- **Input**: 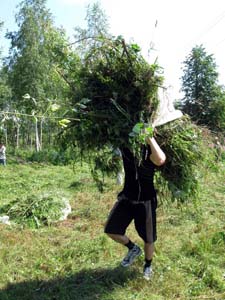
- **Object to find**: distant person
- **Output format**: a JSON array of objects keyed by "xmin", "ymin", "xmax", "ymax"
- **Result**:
[
  {"xmin": 0, "ymin": 142, "xmax": 6, "ymax": 166},
  {"xmin": 105, "ymin": 136, "xmax": 166, "ymax": 280}
]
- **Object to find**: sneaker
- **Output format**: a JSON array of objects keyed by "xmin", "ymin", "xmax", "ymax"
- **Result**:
[
  {"xmin": 121, "ymin": 245, "xmax": 142, "ymax": 267},
  {"xmin": 143, "ymin": 265, "xmax": 153, "ymax": 280}
]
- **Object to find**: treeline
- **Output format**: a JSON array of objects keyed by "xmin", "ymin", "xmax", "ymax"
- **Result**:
[
  {"xmin": 0, "ymin": 0, "xmax": 76, "ymax": 150},
  {"xmin": 0, "ymin": 0, "xmax": 224, "ymax": 153}
]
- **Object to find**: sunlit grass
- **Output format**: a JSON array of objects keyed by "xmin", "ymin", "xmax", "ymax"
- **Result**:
[{"xmin": 0, "ymin": 161, "xmax": 224, "ymax": 299}]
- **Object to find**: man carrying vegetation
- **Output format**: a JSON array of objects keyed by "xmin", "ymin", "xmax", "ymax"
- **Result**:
[
  {"xmin": 62, "ymin": 16, "xmax": 203, "ymax": 280},
  {"xmin": 104, "ymin": 135, "xmax": 166, "ymax": 280}
]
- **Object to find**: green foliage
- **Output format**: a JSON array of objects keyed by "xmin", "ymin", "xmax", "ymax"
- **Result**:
[
  {"xmin": 0, "ymin": 21, "xmax": 3, "ymax": 56},
  {"xmin": 0, "ymin": 67, "xmax": 12, "ymax": 110},
  {"xmin": 74, "ymin": 2, "xmax": 111, "ymax": 55},
  {"xmin": 7, "ymin": 146, "xmax": 77, "ymax": 165},
  {"xmin": 4, "ymin": 0, "xmax": 69, "ymax": 112},
  {"xmin": 129, "ymin": 122, "xmax": 154, "ymax": 161},
  {"xmin": 156, "ymin": 116, "xmax": 207, "ymax": 202},
  {"xmin": 1, "ymin": 0, "xmax": 73, "ymax": 150},
  {"xmin": 89, "ymin": 146, "xmax": 123, "ymax": 191},
  {"xmin": 0, "ymin": 193, "xmax": 66, "ymax": 228},
  {"xmin": 27, "ymin": 147, "xmax": 77, "ymax": 165},
  {"xmin": 209, "ymin": 89, "xmax": 225, "ymax": 132},
  {"xmin": 180, "ymin": 45, "xmax": 224, "ymax": 131},
  {"xmin": 58, "ymin": 32, "xmax": 163, "ymax": 192},
  {"xmin": 80, "ymin": 38, "xmax": 158, "ymax": 141},
  {"xmin": 61, "ymin": 35, "xmax": 162, "ymax": 157}
]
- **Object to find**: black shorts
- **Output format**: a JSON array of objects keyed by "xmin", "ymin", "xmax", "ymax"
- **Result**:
[{"xmin": 104, "ymin": 195, "xmax": 157, "ymax": 243}]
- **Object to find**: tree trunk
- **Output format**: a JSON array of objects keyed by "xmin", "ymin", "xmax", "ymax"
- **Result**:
[
  {"xmin": 5, "ymin": 127, "xmax": 8, "ymax": 147},
  {"xmin": 35, "ymin": 118, "xmax": 41, "ymax": 152},
  {"xmin": 40, "ymin": 118, "xmax": 43, "ymax": 150},
  {"xmin": 16, "ymin": 124, "xmax": 20, "ymax": 148}
]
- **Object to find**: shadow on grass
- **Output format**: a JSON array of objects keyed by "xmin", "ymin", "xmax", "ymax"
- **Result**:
[
  {"xmin": 0, "ymin": 266, "xmax": 139, "ymax": 300},
  {"xmin": 68, "ymin": 181, "xmax": 83, "ymax": 189}
]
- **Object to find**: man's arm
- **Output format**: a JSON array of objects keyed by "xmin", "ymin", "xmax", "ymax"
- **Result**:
[{"xmin": 146, "ymin": 137, "xmax": 166, "ymax": 166}]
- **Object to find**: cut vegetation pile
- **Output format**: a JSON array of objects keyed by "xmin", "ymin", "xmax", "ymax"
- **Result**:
[{"xmin": 0, "ymin": 193, "xmax": 67, "ymax": 228}]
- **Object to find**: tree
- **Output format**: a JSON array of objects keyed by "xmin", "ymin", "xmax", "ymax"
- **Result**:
[
  {"xmin": 180, "ymin": 45, "xmax": 220, "ymax": 127},
  {"xmin": 0, "ymin": 68, "xmax": 11, "ymax": 110},
  {"xmin": 5, "ymin": 0, "xmax": 65, "ymax": 109},
  {"xmin": 0, "ymin": 22, "xmax": 11, "ymax": 110},
  {"xmin": 4, "ymin": 0, "xmax": 69, "ymax": 150},
  {"xmin": 74, "ymin": 2, "xmax": 111, "ymax": 56},
  {"xmin": 209, "ymin": 88, "xmax": 225, "ymax": 132},
  {"xmin": 0, "ymin": 22, "xmax": 12, "ymax": 145},
  {"xmin": 0, "ymin": 20, "xmax": 4, "ymax": 56}
]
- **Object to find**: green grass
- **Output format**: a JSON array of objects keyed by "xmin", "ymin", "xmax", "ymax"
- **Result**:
[{"xmin": 0, "ymin": 160, "xmax": 224, "ymax": 300}]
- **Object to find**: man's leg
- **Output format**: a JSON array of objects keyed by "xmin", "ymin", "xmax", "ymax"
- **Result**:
[
  {"xmin": 143, "ymin": 242, "xmax": 154, "ymax": 280},
  {"xmin": 105, "ymin": 200, "xmax": 142, "ymax": 267},
  {"xmin": 107, "ymin": 233, "xmax": 142, "ymax": 266},
  {"xmin": 144, "ymin": 242, "xmax": 154, "ymax": 260},
  {"xmin": 107, "ymin": 233, "xmax": 129, "ymax": 245},
  {"xmin": 134, "ymin": 202, "xmax": 156, "ymax": 280}
]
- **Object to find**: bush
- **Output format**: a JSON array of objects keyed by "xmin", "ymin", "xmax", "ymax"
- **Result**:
[{"xmin": 8, "ymin": 147, "xmax": 77, "ymax": 165}]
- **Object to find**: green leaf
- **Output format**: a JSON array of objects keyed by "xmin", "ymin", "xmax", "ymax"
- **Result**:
[
  {"xmin": 50, "ymin": 103, "xmax": 60, "ymax": 112},
  {"xmin": 58, "ymin": 119, "xmax": 71, "ymax": 128},
  {"xmin": 145, "ymin": 126, "xmax": 154, "ymax": 137},
  {"xmin": 131, "ymin": 43, "xmax": 141, "ymax": 52},
  {"xmin": 132, "ymin": 122, "xmax": 144, "ymax": 134}
]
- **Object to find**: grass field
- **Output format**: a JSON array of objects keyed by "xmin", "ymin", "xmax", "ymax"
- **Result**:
[{"xmin": 0, "ymin": 158, "xmax": 224, "ymax": 300}]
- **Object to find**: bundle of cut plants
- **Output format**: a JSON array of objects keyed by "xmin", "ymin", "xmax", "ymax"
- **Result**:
[
  {"xmin": 154, "ymin": 116, "xmax": 205, "ymax": 202},
  {"xmin": 64, "ymin": 36, "xmax": 162, "ymax": 148},
  {"xmin": 61, "ymin": 36, "xmax": 206, "ymax": 201}
]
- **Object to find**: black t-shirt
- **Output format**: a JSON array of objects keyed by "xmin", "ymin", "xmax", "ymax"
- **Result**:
[{"xmin": 119, "ymin": 146, "xmax": 156, "ymax": 202}]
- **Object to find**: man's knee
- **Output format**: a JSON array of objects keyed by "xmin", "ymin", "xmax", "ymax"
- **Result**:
[
  {"xmin": 106, "ymin": 232, "xmax": 119, "ymax": 239},
  {"xmin": 105, "ymin": 232, "xmax": 128, "ymax": 244}
]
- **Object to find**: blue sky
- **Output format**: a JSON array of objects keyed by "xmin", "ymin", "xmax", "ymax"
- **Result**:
[{"xmin": 1, "ymin": 0, "xmax": 225, "ymax": 99}]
